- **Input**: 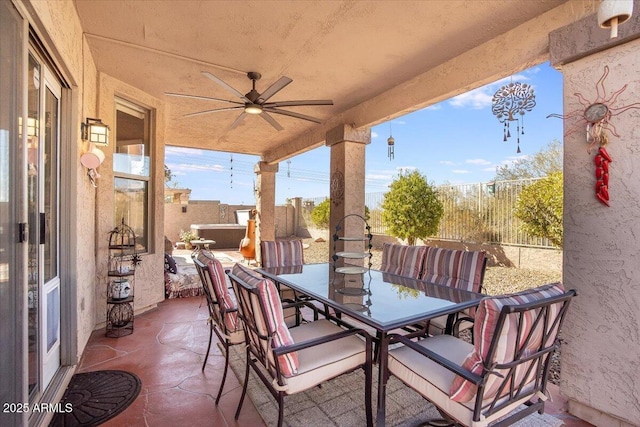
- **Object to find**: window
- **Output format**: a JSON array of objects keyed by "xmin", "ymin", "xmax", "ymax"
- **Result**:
[{"xmin": 114, "ymin": 99, "xmax": 151, "ymax": 252}]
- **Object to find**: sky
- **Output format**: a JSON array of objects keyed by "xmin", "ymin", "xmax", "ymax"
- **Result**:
[{"xmin": 165, "ymin": 62, "xmax": 564, "ymax": 205}]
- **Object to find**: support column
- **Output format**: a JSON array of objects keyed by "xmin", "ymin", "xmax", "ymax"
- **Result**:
[
  {"xmin": 254, "ymin": 161, "xmax": 278, "ymax": 265},
  {"xmin": 326, "ymin": 124, "xmax": 371, "ymax": 264}
]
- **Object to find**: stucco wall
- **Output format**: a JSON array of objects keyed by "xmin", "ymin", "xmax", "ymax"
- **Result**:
[
  {"xmin": 561, "ymin": 42, "xmax": 640, "ymax": 426},
  {"xmin": 96, "ymin": 74, "xmax": 166, "ymax": 325}
]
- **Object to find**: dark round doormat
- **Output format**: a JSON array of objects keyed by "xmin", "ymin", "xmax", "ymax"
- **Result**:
[{"xmin": 50, "ymin": 370, "xmax": 141, "ymax": 426}]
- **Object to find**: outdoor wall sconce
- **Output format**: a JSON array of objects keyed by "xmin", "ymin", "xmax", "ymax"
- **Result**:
[
  {"xmin": 27, "ymin": 117, "xmax": 38, "ymax": 137},
  {"xmin": 81, "ymin": 117, "xmax": 110, "ymax": 146},
  {"xmin": 80, "ymin": 117, "xmax": 109, "ymax": 187},
  {"xmin": 598, "ymin": 0, "xmax": 633, "ymax": 38}
]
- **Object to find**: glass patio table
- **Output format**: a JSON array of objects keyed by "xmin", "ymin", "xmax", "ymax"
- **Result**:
[{"xmin": 257, "ymin": 262, "xmax": 484, "ymax": 426}]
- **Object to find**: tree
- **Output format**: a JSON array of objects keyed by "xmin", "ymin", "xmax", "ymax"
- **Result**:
[
  {"xmin": 513, "ymin": 171, "xmax": 563, "ymax": 247},
  {"xmin": 310, "ymin": 199, "xmax": 331, "ymax": 229},
  {"xmin": 495, "ymin": 139, "xmax": 562, "ymax": 180},
  {"xmin": 310, "ymin": 199, "xmax": 370, "ymax": 229},
  {"xmin": 381, "ymin": 170, "xmax": 444, "ymax": 245},
  {"xmin": 164, "ymin": 165, "xmax": 174, "ymax": 183}
]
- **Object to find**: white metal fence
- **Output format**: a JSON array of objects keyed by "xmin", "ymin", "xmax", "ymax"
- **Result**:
[{"xmin": 302, "ymin": 177, "xmax": 554, "ymax": 248}]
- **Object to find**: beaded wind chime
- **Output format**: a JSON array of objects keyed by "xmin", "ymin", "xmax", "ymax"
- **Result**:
[{"xmin": 491, "ymin": 80, "xmax": 536, "ymax": 153}]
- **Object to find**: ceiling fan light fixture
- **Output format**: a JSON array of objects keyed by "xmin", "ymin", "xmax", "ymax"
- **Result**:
[{"xmin": 244, "ymin": 104, "xmax": 263, "ymax": 115}]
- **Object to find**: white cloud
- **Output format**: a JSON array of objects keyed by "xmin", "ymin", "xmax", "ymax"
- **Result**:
[
  {"xmin": 440, "ymin": 160, "xmax": 457, "ymax": 166},
  {"xmin": 424, "ymin": 104, "xmax": 442, "ymax": 111},
  {"xmin": 465, "ymin": 158, "xmax": 491, "ymax": 165},
  {"xmin": 371, "ymin": 131, "xmax": 379, "ymax": 139},
  {"xmin": 452, "ymin": 169, "xmax": 471, "ymax": 174},
  {"xmin": 449, "ymin": 88, "xmax": 493, "ymax": 109},
  {"xmin": 448, "ymin": 73, "xmax": 532, "ymax": 110}
]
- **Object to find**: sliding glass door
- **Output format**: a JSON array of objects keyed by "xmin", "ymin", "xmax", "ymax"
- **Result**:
[{"xmin": 27, "ymin": 50, "xmax": 61, "ymax": 398}]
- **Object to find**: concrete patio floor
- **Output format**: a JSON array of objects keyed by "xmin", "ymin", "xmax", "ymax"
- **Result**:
[{"xmin": 77, "ymin": 249, "xmax": 593, "ymax": 427}]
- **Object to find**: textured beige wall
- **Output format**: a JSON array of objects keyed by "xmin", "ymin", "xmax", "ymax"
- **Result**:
[
  {"xmin": 561, "ymin": 41, "xmax": 640, "ymax": 426},
  {"xmin": 96, "ymin": 74, "xmax": 166, "ymax": 324}
]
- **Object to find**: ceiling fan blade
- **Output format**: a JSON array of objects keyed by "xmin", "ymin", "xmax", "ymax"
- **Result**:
[
  {"xmin": 260, "ymin": 112, "xmax": 284, "ymax": 131},
  {"xmin": 183, "ymin": 106, "xmax": 243, "ymax": 118},
  {"xmin": 202, "ymin": 71, "xmax": 251, "ymax": 102},
  {"xmin": 257, "ymin": 76, "xmax": 293, "ymax": 103},
  {"xmin": 263, "ymin": 107, "xmax": 322, "ymax": 124},
  {"xmin": 229, "ymin": 112, "xmax": 248, "ymax": 129},
  {"xmin": 263, "ymin": 100, "xmax": 334, "ymax": 108},
  {"xmin": 165, "ymin": 92, "xmax": 244, "ymax": 105}
]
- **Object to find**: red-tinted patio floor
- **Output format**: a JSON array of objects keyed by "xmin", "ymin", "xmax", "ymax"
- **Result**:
[{"xmin": 77, "ymin": 295, "xmax": 593, "ymax": 427}]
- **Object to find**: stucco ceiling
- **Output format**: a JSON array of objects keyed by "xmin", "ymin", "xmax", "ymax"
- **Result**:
[{"xmin": 74, "ymin": 0, "xmax": 595, "ymax": 163}]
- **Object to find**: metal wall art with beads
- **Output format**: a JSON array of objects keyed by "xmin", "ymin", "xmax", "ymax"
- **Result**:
[
  {"xmin": 548, "ymin": 66, "xmax": 640, "ymax": 207},
  {"xmin": 492, "ymin": 81, "xmax": 536, "ymax": 153}
]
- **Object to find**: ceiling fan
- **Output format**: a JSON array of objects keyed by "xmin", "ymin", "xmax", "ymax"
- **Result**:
[{"xmin": 166, "ymin": 71, "xmax": 333, "ymax": 131}]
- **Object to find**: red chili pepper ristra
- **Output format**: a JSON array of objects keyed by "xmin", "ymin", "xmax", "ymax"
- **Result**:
[{"xmin": 594, "ymin": 147, "xmax": 612, "ymax": 206}]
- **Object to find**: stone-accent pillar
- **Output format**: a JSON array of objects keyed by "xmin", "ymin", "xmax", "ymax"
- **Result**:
[
  {"xmin": 254, "ymin": 161, "xmax": 278, "ymax": 264},
  {"xmin": 326, "ymin": 124, "xmax": 371, "ymax": 264}
]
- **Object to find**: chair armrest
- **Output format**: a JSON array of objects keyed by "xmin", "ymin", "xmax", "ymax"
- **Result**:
[
  {"xmin": 273, "ymin": 327, "xmax": 371, "ymax": 356},
  {"xmin": 282, "ymin": 300, "xmax": 319, "ymax": 321},
  {"xmin": 388, "ymin": 333, "xmax": 483, "ymax": 385}
]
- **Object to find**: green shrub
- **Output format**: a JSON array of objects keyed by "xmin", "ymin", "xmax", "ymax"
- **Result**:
[
  {"xmin": 381, "ymin": 170, "xmax": 444, "ymax": 245},
  {"xmin": 514, "ymin": 171, "xmax": 563, "ymax": 247},
  {"xmin": 311, "ymin": 199, "xmax": 331, "ymax": 229}
]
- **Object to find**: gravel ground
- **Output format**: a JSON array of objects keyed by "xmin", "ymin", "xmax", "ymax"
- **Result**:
[{"xmin": 297, "ymin": 236, "xmax": 563, "ymax": 384}]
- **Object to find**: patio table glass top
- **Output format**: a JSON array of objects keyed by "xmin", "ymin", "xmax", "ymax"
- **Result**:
[{"xmin": 258, "ymin": 262, "xmax": 483, "ymax": 332}]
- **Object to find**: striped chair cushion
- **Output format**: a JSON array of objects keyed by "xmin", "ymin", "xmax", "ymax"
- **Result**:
[
  {"xmin": 256, "ymin": 277, "xmax": 299, "ymax": 376},
  {"xmin": 261, "ymin": 240, "xmax": 304, "ymax": 268},
  {"xmin": 231, "ymin": 262, "xmax": 264, "ymax": 288},
  {"xmin": 420, "ymin": 247, "xmax": 486, "ymax": 293},
  {"xmin": 207, "ymin": 256, "xmax": 239, "ymax": 331},
  {"xmin": 449, "ymin": 282, "xmax": 566, "ymax": 403},
  {"xmin": 380, "ymin": 243, "xmax": 426, "ymax": 279}
]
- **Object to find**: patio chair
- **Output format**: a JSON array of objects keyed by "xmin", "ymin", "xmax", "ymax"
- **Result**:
[
  {"xmin": 228, "ymin": 263, "xmax": 373, "ymax": 427},
  {"xmin": 193, "ymin": 254, "xmax": 245, "ymax": 405},
  {"xmin": 387, "ymin": 283, "xmax": 576, "ymax": 427},
  {"xmin": 419, "ymin": 247, "xmax": 487, "ymax": 338},
  {"xmin": 380, "ymin": 243, "xmax": 427, "ymax": 279},
  {"xmin": 260, "ymin": 239, "xmax": 305, "ymax": 267},
  {"xmin": 260, "ymin": 240, "xmax": 309, "ymax": 322}
]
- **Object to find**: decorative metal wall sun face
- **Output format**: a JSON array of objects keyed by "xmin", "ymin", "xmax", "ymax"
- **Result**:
[
  {"xmin": 548, "ymin": 65, "xmax": 640, "ymax": 152},
  {"xmin": 492, "ymin": 81, "xmax": 536, "ymax": 153},
  {"xmin": 546, "ymin": 66, "xmax": 640, "ymax": 207}
]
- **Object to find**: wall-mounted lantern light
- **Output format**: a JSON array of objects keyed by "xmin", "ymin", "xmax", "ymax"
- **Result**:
[
  {"xmin": 81, "ymin": 117, "xmax": 110, "ymax": 146},
  {"xmin": 80, "ymin": 117, "xmax": 109, "ymax": 187}
]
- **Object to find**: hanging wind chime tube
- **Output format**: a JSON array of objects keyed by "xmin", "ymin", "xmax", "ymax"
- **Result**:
[
  {"xmin": 230, "ymin": 154, "xmax": 233, "ymax": 188},
  {"xmin": 492, "ymin": 79, "xmax": 536, "ymax": 153},
  {"xmin": 387, "ymin": 124, "xmax": 395, "ymax": 160}
]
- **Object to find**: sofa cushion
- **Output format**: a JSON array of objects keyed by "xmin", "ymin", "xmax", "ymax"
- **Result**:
[{"xmin": 164, "ymin": 253, "xmax": 178, "ymax": 274}]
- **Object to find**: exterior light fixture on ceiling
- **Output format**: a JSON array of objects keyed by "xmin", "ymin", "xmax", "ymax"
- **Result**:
[
  {"xmin": 81, "ymin": 117, "xmax": 110, "ymax": 146},
  {"xmin": 244, "ymin": 104, "xmax": 263, "ymax": 115},
  {"xmin": 598, "ymin": 0, "xmax": 633, "ymax": 38}
]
